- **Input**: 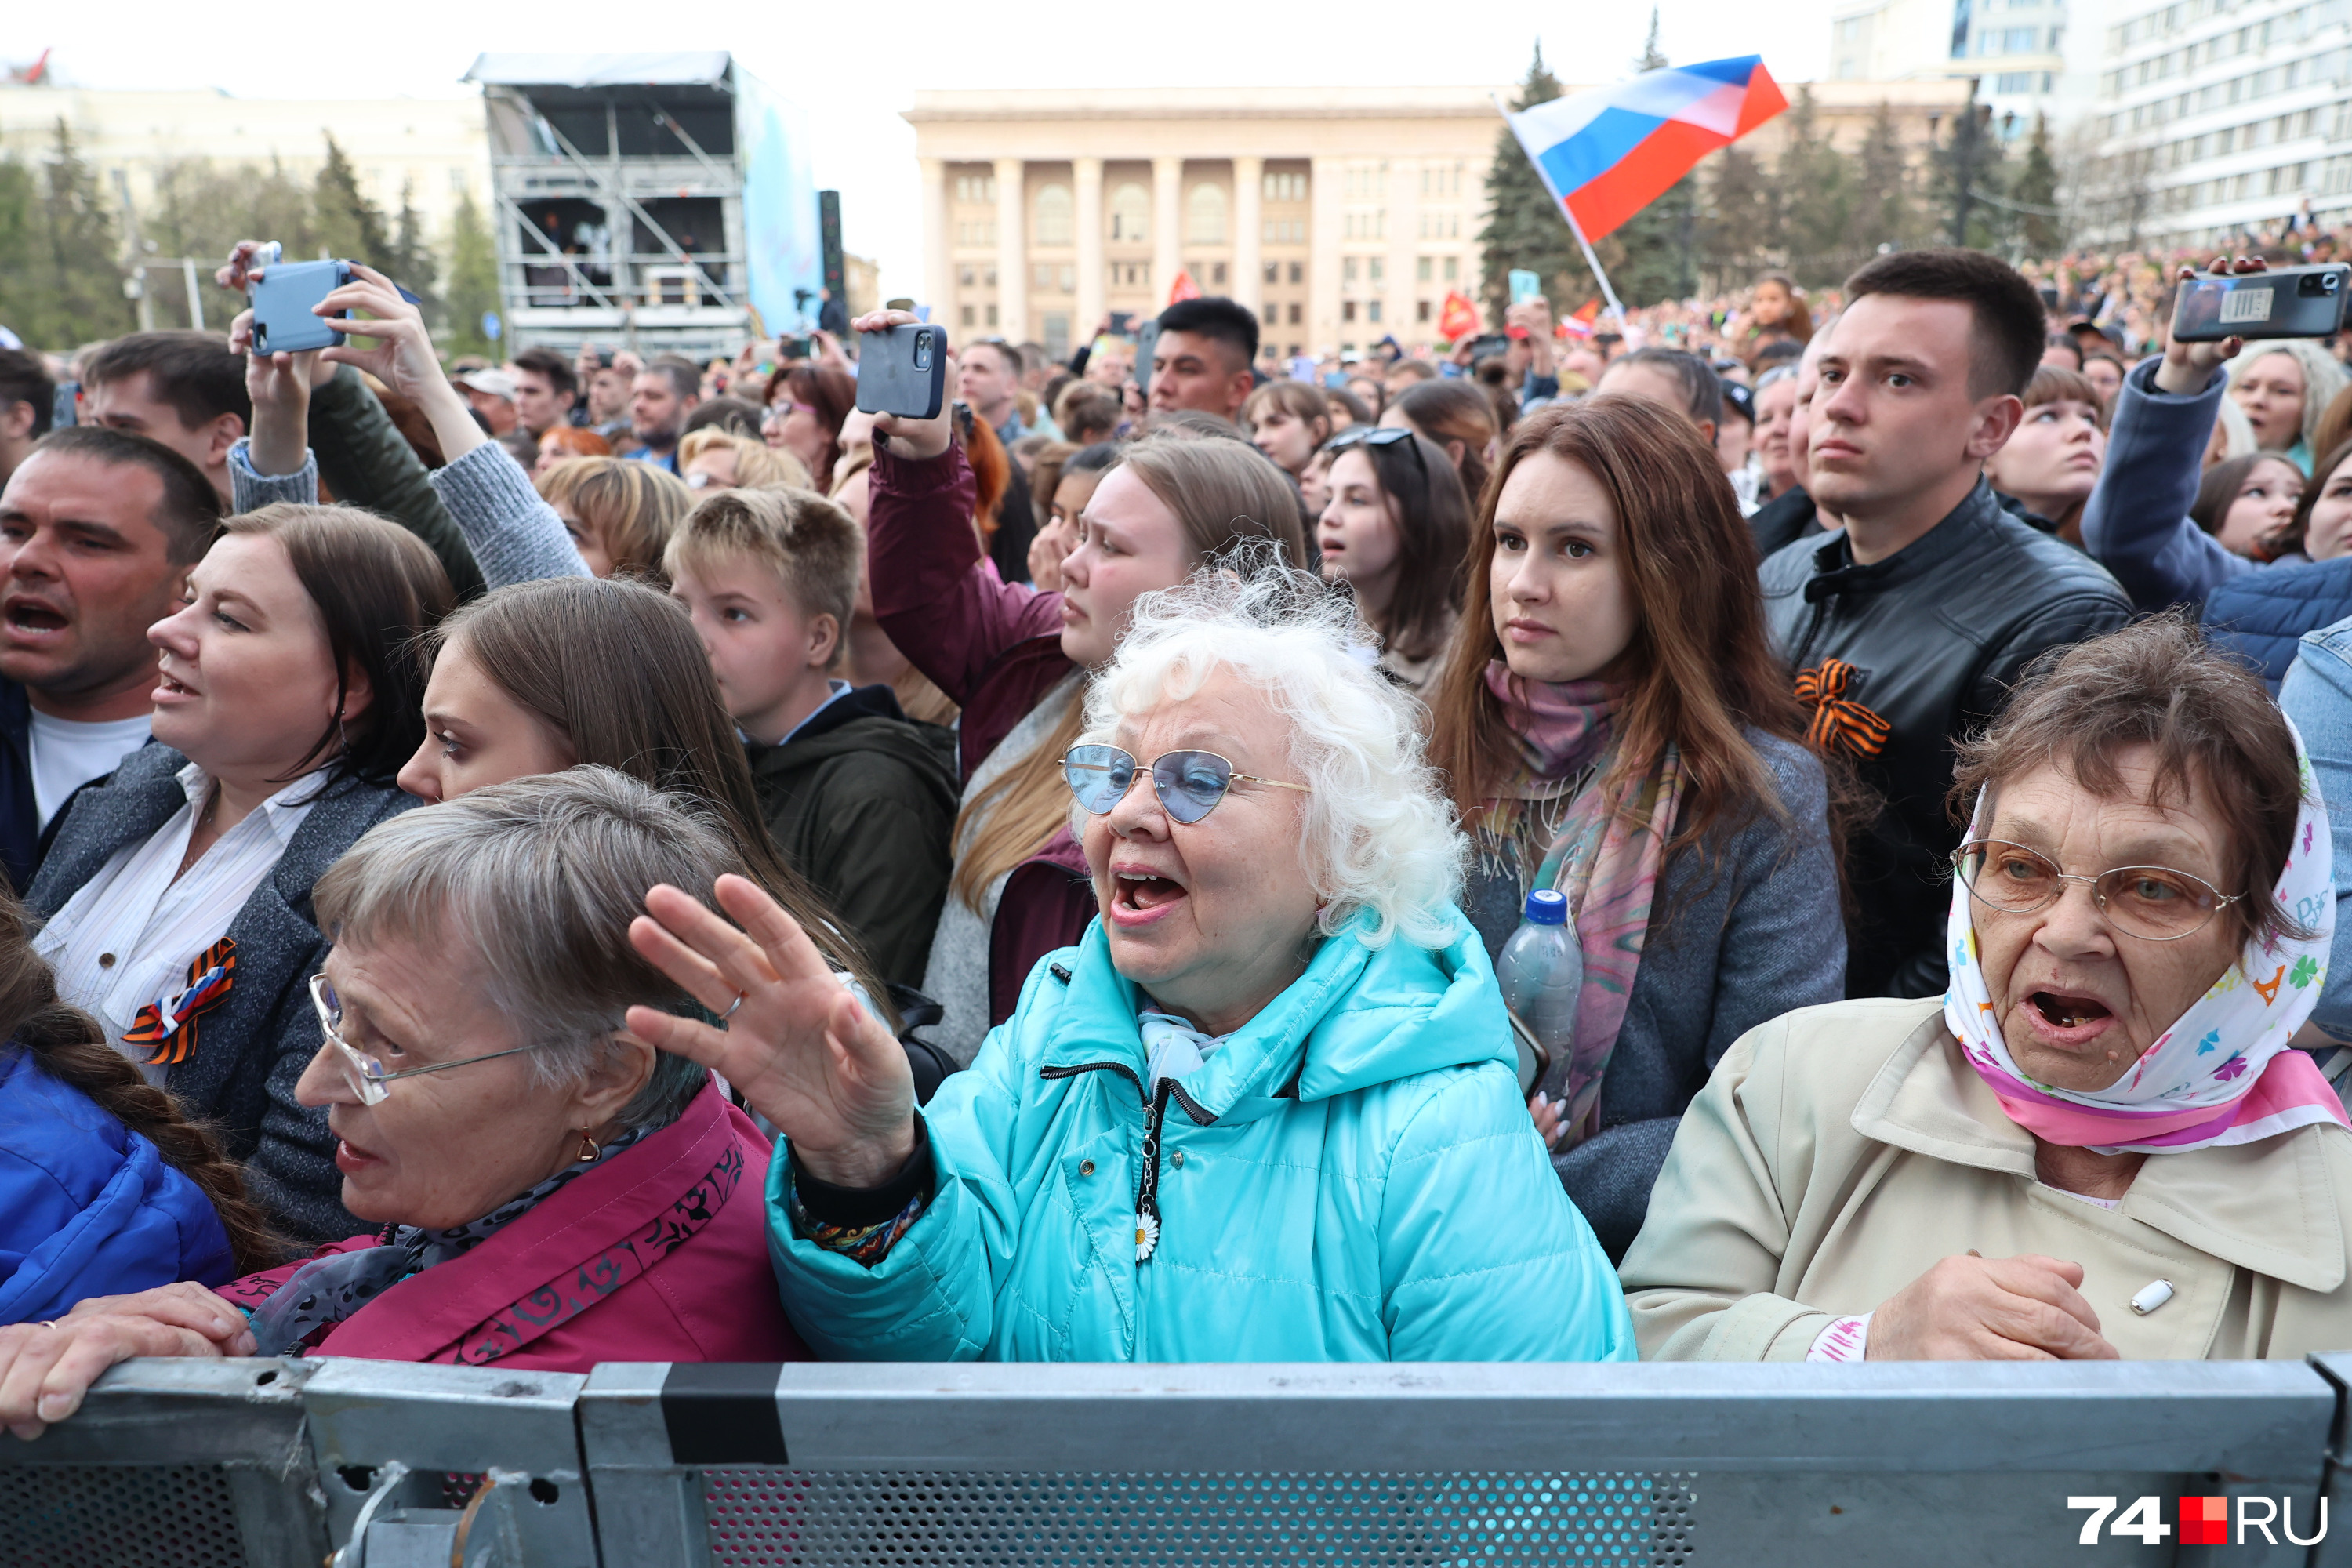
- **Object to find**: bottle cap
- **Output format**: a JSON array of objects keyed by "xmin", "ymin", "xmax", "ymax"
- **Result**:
[{"xmin": 1522, "ymin": 888, "xmax": 1568, "ymax": 926}]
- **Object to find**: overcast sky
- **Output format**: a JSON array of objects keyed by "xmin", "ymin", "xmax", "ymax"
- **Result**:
[{"xmin": 16, "ymin": 1, "xmax": 1834, "ymax": 298}]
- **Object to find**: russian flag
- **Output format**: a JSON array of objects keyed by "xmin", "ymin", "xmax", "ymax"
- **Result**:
[{"xmin": 1504, "ymin": 56, "xmax": 1788, "ymax": 244}]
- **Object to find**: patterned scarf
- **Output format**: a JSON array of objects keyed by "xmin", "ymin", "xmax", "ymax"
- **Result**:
[
  {"xmin": 1472, "ymin": 663, "xmax": 1684, "ymax": 1147},
  {"xmin": 242, "ymin": 1124, "xmax": 652, "ymax": 1356},
  {"xmin": 1944, "ymin": 727, "xmax": 2348, "ymax": 1154}
]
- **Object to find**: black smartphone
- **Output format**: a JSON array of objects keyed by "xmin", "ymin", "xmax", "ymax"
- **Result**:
[
  {"xmin": 2037, "ymin": 284, "xmax": 2062, "ymax": 310},
  {"xmin": 250, "ymin": 258, "xmax": 354, "ymax": 354},
  {"xmin": 1465, "ymin": 333, "xmax": 1511, "ymax": 362},
  {"xmin": 1106, "ymin": 310, "xmax": 1137, "ymax": 337},
  {"xmin": 2172, "ymin": 265, "xmax": 2351, "ymax": 342},
  {"xmin": 854, "ymin": 323, "xmax": 947, "ymax": 419},
  {"xmin": 777, "ymin": 335, "xmax": 812, "ymax": 360},
  {"xmin": 1134, "ymin": 319, "xmax": 1161, "ymax": 397}
]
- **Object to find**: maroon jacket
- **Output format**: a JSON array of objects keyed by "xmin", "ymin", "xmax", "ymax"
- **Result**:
[{"xmin": 868, "ymin": 440, "xmax": 1097, "ymax": 1025}]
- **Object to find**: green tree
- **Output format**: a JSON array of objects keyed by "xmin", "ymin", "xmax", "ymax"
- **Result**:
[
  {"xmin": 1697, "ymin": 144, "xmax": 1773, "ymax": 290},
  {"xmin": 387, "ymin": 179, "xmax": 443, "ymax": 332},
  {"xmin": 312, "ymin": 134, "xmax": 395, "ymax": 271},
  {"xmin": 1932, "ymin": 89, "xmax": 2016, "ymax": 252},
  {"xmin": 1844, "ymin": 101, "xmax": 1918, "ymax": 260},
  {"xmin": 442, "ymin": 188, "xmax": 500, "ymax": 361},
  {"xmin": 2013, "ymin": 113, "xmax": 2065, "ymax": 258},
  {"xmin": 1475, "ymin": 45, "xmax": 1602, "ymax": 328},
  {"xmin": 1613, "ymin": 11, "xmax": 1702, "ymax": 305},
  {"xmin": 0, "ymin": 121, "xmax": 133, "ymax": 349},
  {"xmin": 147, "ymin": 156, "xmax": 319, "ymax": 328},
  {"xmin": 1774, "ymin": 87, "xmax": 1853, "ymax": 285}
]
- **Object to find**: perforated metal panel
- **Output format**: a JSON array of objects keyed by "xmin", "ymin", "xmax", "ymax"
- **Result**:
[
  {"xmin": 699, "ymin": 1470, "xmax": 1696, "ymax": 1566},
  {"xmin": 0, "ymin": 1462, "xmax": 250, "ymax": 1567}
]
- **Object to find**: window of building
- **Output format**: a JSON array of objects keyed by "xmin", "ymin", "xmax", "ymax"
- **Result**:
[
  {"xmin": 1368, "ymin": 299, "xmax": 1383, "ymax": 323},
  {"xmin": 1370, "ymin": 257, "xmax": 1385, "ymax": 285},
  {"xmin": 1342, "ymin": 300, "xmax": 1357, "ymax": 322},
  {"xmin": 958, "ymin": 264, "xmax": 975, "ymax": 287},
  {"xmin": 1213, "ymin": 262, "xmax": 1227, "ymax": 285},
  {"xmin": 1059, "ymin": 265, "xmax": 1075, "ymax": 292},
  {"xmin": 1264, "ymin": 304, "xmax": 1279, "ymax": 325},
  {"xmin": 1044, "ymin": 313, "xmax": 1071, "ymax": 361},
  {"xmin": 984, "ymin": 267, "xmax": 997, "ymax": 287},
  {"xmin": 1265, "ymin": 260, "xmax": 1279, "ymax": 284},
  {"xmin": 1444, "ymin": 256, "xmax": 1458, "ymax": 281},
  {"xmin": 960, "ymin": 304, "xmax": 975, "ymax": 327},
  {"xmin": 1262, "ymin": 172, "xmax": 1308, "ymax": 201},
  {"xmin": 1034, "ymin": 262, "xmax": 1052, "ymax": 290},
  {"xmin": 1417, "ymin": 256, "xmax": 1432, "ymax": 282},
  {"xmin": 1290, "ymin": 261, "xmax": 1302, "ymax": 284},
  {"xmin": 1185, "ymin": 183, "xmax": 1228, "ymax": 245},
  {"xmin": 1344, "ymin": 257, "xmax": 1359, "ymax": 284},
  {"xmin": 1287, "ymin": 303, "xmax": 1301, "ymax": 325},
  {"xmin": 1110, "ymin": 183, "xmax": 1149, "ymax": 243},
  {"xmin": 985, "ymin": 303, "xmax": 999, "ymax": 327},
  {"xmin": 1035, "ymin": 183, "xmax": 1073, "ymax": 246},
  {"xmin": 1997, "ymin": 71, "xmax": 2036, "ymax": 89},
  {"xmin": 953, "ymin": 174, "xmax": 997, "ymax": 203},
  {"xmin": 1417, "ymin": 299, "xmax": 1432, "ymax": 322}
]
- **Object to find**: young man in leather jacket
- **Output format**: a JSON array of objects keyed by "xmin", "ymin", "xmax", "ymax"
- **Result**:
[{"xmin": 1760, "ymin": 249, "xmax": 2131, "ymax": 1000}]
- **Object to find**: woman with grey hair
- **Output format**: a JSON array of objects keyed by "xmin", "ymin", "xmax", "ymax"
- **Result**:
[
  {"xmin": 0, "ymin": 771, "xmax": 804, "ymax": 1434},
  {"xmin": 630, "ymin": 565, "xmax": 1632, "ymax": 1362}
]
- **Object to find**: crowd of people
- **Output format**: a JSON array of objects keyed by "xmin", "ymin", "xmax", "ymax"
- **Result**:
[{"xmin": 5, "ymin": 220, "xmax": 2352, "ymax": 1432}]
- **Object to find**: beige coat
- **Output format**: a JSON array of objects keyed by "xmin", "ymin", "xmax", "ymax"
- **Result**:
[{"xmin": 1619, "ymin": 997, "xmax": 2352, "ymax": 1361}]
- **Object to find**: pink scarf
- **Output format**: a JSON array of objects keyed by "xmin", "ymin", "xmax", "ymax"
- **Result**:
[{"xmin": 1476, "ymin": 664, "xmax": 1684, "ymax": 1146}]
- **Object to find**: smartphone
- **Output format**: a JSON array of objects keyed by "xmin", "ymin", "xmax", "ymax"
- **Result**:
[
  {"xmin": 2037, "ymin": 284, "xmax": 2062, "ymax": 310},
  {"xmin": 1106, "ymin": 310, "xmax": 1137, "ymax": 337},
  {"xmin": 1508, "ymin": 269, "xmax": 1543, "ymax": 306},
  {"xmin": 1134, "ymin": 319, "xmax": 1161, "ymax": 397},
  {"xmin": 249, "ymin": 258, "xmax": 354, "ymax": 355},
  {"xmin": 1465, "ymin": 333, "xmax": 1511, "ymax": 362},
  {"xmin": 777, "ymin": 335, "xmax": 812, "ymax": 360},
  {"xmin": 2172, "ymin": 265, "xmax": 2351, "ymax": 342},
  {"xmin": 49, "ymin": 381, "xmax": 76, "ymax": 431},
  {"xmin": 854, "ymin": 323, "xmax": 946, "ymax": 419}
]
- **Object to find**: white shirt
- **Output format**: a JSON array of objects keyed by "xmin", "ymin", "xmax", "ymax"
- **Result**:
[
  {"xmin": 36, "ymin": 762, "xmax": 329, "ymax": 1083},
  {"xmin": 27, "ymin": 710, "xmax": 153, "ymax": 826},
  {"xmin": 772, "ymin": 679, "xmax": 853, "ymax": 748}
]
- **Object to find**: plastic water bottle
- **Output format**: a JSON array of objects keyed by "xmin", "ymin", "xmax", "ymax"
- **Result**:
[{"xmin": 1496, "ymin": 888, "xmax": 1581, "ymax": 1096}]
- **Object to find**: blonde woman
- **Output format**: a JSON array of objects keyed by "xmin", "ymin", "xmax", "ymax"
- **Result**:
[
  {"xmin": 679, "ymin": 428, "xmax": 812, "ymax": 493},
  {"xmin": 535, "ymin": 456, "xmax": 693, "ymax": 579},
  {"xmin": 855, "ymin": 310, "xmax": 1305, "ymax": 1062}
]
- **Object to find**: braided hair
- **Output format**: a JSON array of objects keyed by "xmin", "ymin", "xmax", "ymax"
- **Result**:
[{"xmin": 2, "ymin": 892, "xmax": 284, "ymax": 1275}]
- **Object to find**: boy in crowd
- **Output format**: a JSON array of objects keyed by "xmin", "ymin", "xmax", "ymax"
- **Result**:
[{"xmin": 665, "ymin": 488, "xmax": 959, "ymax": 986}]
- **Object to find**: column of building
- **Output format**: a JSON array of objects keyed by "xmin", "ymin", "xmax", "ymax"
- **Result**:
[
  {"xmin": 920, "ymin": 158, "xmax": 951, "ymax": 319},
  {"xmin": 993, "ymin": 157, "xmax": 1027, "ymax": 344},
  {"xmin": 1152, "ymin": 155, "xmax": 1183, "ymax": 309},
  {"xmin": 1308, "ymin": 154, "xmax": 1344, "ymax": 354},
  {"xmin": 1231, "ymin": 154, "xmax": 1264, "ymax": 321},
  {"xmin": 1074, "ymin": 156, "xmax": 1105, "ymax": 340}
]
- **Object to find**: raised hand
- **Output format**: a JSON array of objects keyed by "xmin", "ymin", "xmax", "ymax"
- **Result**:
[
  {"xmin": 2156, "ymin": 255, "xmax": 2267, "ymax": 394},
  {"xmin": 229, "ymin": 306, "xmax": 318, "ymax": 477},
  {"xmin": 848, "ymin": 309, "xmax": 953, "ymax": 459},
  {"xmin": 1867, "ymin": 1253, "xmax": 2119, "ymax": 1361},
  {"xmin": 627, "ymin": 874, "xmax": 916, "ymax": 1188}
]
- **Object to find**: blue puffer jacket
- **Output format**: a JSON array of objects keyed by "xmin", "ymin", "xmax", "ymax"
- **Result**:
[
  {"xmin": 2202, "ymin": 557, "xmax": 2352, "ymax": 690},
  {"xmin": 0, "ymin": 1043, "xmax": 234, "ymax": 1323},
  {"xmin": 771, "ymin": 912, "xmax": 1635, "ymax": 1362}
]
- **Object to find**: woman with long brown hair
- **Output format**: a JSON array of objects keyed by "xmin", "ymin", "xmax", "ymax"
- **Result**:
[
  {"xmin": 1425, "ymin": 397, "xmax": 1843, "ymax": 1258},
  {"xmin": 2, "ymin": 885, "xmax": 281, "ymax": 1321},
  {"xmin": 1384, "ymin": 379, "xmax": 1499, "ymax": 510},
  {"xmin": 855, "ymin": 310, "xmax": 1308, "ymax": 1064},
  {"xmin": 1315, "ymin": 426, "xmax": 1472, "ymax": 693}
]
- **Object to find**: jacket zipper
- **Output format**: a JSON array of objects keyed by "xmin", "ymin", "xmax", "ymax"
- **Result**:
[{"xmin": 1039, "ymin": 1062, "xmax": 1215, "ymax": 1261}]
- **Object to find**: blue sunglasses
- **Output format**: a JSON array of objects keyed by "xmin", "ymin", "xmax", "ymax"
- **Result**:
[{"xmin": 1062, "ymin": 744, "xmax": 1310, "ymax": 825}]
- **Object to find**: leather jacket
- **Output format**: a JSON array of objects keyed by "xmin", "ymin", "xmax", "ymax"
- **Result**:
[{"xmin": 1760, "ymin": 479, "xmax": 2132, "ymax": 999}]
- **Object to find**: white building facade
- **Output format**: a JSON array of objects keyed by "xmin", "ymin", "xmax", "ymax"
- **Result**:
[{"xmin": 1829, "ymin": 0, "xmax": 2111, "ymax": 132}]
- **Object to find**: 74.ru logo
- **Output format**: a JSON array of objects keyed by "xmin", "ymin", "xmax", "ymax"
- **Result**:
[{"xmin": 2067, "ymin": 1494, "xmax": 2326, "ymax": 1545}]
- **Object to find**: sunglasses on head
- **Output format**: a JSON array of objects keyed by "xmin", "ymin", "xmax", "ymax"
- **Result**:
[
  {"xmin": 1063, "ymin": 744, "xmax": 1310, "ymax": 825},
  {"xmin": 1323, "ymin": 423, "xmax": 1429, "ymax": 481}
]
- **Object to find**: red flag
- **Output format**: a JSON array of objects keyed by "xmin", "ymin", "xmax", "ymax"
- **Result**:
[
  {"xmin": 1438, "ymin": 291, "xmax": 1482, "ymax": 341},
  {"xmin": 1560, "ymin": 299, "xmax": 1602, "ymax": 339},
  {"xmin": 1167, "ymin": 270, "xmax": 1200, "ymax": 305}
]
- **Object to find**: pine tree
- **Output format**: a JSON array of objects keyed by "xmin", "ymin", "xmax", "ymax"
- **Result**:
[
  {"xmin": 1774, "ymin": 87, "xmax": 1853, "ymax": 285},
  {"xmin": 2013, "ymin": 114, "xmax": 2065, "ymax": 259},
  {"xmin": 0, "ymin": 122, "xmax": 134, "ymax": 349},
  {"xmin": 1475, "ymin": 45, "xmax": 1599, "ymax": 327},
  {"xmin": 387, "ymin": 180, "xmax": 443, "ymax": 332},
  {"xmin": 443, "ymin": 189, "xmax": 500, "ymax": 359},
  {"xmin": 1697, "ymin": 144, "xmax": 1773, "ymax": 291},
  {"xmin": 312, "ymin": 134, "xmax": 395, "ymax": 270},
  {"xmin": 1613, "ymin": 11, "xmax": 1702, "ymax": 305},
  {"xmin": 1844, "ymin": 101, "xmax": 1916, "ymax": 260}
]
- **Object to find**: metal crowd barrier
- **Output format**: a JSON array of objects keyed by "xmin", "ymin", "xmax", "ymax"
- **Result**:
[{"xmin": 5, "ymin": 1355, "xmax": 2352, "ymax": 1565}]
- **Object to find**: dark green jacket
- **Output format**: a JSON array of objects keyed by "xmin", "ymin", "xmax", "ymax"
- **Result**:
[
  {"xmin": 749, "ymin": 684, "xmax": 960, "ymax": 988},
  {"xmin": 307, "ymin": 365, "xmax": 488, "ymax": 601}
]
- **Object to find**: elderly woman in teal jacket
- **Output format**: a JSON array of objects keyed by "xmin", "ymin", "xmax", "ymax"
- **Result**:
[{"xmin": 630, "ymin": 564, "xmax": 1633, "ymax": 1362}]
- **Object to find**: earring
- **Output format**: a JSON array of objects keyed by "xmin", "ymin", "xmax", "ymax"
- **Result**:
[
  {"xmin": 336, "ymin": 709, "xmax": 351, "ymax": 757},
  {"xmin": 575, "ymin": 1131, "xmax": 601, "ymax": 1163}
]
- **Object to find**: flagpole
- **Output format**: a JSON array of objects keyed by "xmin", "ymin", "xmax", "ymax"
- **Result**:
[{"xmin": 1492, "ymin": 92, "xmax": 1632, "ymax": 337}]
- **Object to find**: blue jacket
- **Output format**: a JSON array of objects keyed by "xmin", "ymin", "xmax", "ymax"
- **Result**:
[
  {"xmin": 2202, "ymin": 557, "xmax": 2352, "ymax": 691},
  {"xmin": 0, "ymin": 1043, "xmax": 233, "ymax": 1323},
  {"xmin": 770, "ymin": 911, "xmax": 1635, "ymax": 1363},
  {"xmin": 2080, "ymin": 358, "xmax": 2256, "ymax": 613}
]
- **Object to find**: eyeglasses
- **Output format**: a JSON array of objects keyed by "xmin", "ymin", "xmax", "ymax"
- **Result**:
[
  {"xmin": 1951, "ymin": 840, "xmax": 2243, "ymax": 942},
  {"xmin": 764, "ymin": 400, "xmax": 799, "ymax": 425},
  {"xmin": 1322, "ymin": 423, "xmax": 1430, "ymax": 482},
  {"xmin": 310, "ymin": 973, "xmax": 546, "ymax": 1106},
  {"xmin": 1063, "ymin": 744, "xmax": 1310, "ymax": 826}
]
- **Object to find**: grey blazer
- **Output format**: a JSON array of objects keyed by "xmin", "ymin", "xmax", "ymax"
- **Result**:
[
  {"xmin": 28, "ymin": 744, "xmax": 418, "ymax": 1246},
  {"xmin": 1464, "ymin": 731, "xmax": 1846, "ymax": 1260}
]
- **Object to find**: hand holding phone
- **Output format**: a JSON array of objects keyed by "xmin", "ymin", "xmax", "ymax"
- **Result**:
[
  {"xmin": 2172, "ymin": 260, "xmax": 2349, "ymax": 342},
  {"xmin": 851, "ymin": 310, "xmax": 950, "ymax": 454}
]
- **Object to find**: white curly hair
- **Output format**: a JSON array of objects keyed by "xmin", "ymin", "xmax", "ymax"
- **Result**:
[{"xmin": 1078, "ymin": 554, "xmax": 1468, "ymax": 950}]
